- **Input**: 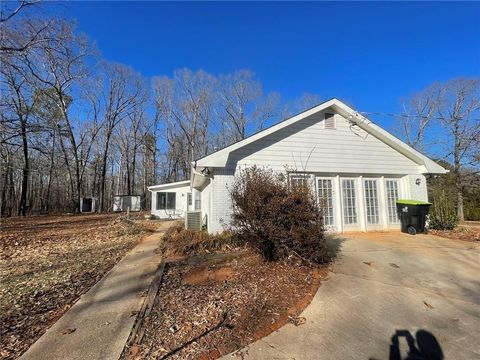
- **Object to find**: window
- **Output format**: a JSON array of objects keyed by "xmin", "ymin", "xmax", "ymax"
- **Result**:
[
  {"xmin": 364, "ymin": 180, "xmax": 380, "ymax": 225},
  {"xmin": 156, "ymin": 192, "xmax": 176, "ymax": 210},
  {"xmin": 195, "ymin": 196, "xmax": 201, "ymax": 210},
  {"xmin": 386, "ymin": 180, "xmax": 400, "ymax": 223},
  {"xmin": 342, "ymin": 179, "xmax": 357, "ymax": 225},
  {"xmin": 187, "ymin": 193, "xmax": 192, "ymax": 206},
  {"xmin": 317, "ymin": 179, "xmax": 335, "ymax": 226},
  {"xmin": 290, "ymin": 174, "xmax": 311, "ymax": 189},
  {"xmin": 324, "ymin": 113, "xmax": 335, "ymax": 130}
]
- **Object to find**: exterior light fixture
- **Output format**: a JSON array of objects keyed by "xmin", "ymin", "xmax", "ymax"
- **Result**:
[{"xmin": 415, "ymin": 178, "xmax": 421, "ymax": 185}]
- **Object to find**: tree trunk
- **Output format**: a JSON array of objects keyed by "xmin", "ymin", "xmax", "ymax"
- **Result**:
[{"xmin": 18, "ymin": 117, "xmax": 29, "ymax": 216}]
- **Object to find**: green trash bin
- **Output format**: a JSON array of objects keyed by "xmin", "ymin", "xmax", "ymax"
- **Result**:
[{"xmin": 396, "ymin": 200, "xmax": 432, "ymax": 235}]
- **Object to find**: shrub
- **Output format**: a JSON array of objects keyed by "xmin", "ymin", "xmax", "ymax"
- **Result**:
[
  {"xmin": 160, "ymin": 221, "xmax": 241, "ymax": 257},
  {"xmin": 229, "ymin": 166, "xmax": 328, "ymax": 265},
  {"xmin": 429, "ymin": 189, "xmax": 458, "ymax": 230}
]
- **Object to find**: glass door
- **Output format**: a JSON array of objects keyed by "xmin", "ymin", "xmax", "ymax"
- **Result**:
[
  {"xmin": 341, "ymin": 178, "xmax": 358, "ymax": 227},
  {"xmin": 364, "ymin": 179, "xmax": 380, "ymax": 228},
  {"xmin": 317, "ymin": 178, "xmax": 335, "ymax": 228},
  {"xmin": 385, "ymin": 179, "xmax": 400, "ymax": 224}
]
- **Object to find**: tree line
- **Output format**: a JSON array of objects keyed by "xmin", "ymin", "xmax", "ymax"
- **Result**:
[
  {"xmin": 0, "ymin": 4, "xmax": 320, "ymax": 216},
  {"xmin": 1, "ymin": 2, "xmax": 478, "ymax": 221}
]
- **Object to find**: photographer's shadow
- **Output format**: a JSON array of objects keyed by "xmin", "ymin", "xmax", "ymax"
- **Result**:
[{"xmin": 388, "ymin": 329, "xmax": 443, "ymax": 360}]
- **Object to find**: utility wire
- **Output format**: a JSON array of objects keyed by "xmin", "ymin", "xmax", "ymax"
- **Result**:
[{"xmin": 359, "ymin": 111, "xmax": 480, "ymax": 122}]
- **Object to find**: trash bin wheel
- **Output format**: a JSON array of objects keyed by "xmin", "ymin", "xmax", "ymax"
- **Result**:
[{"xmin": 407, "ymin": 226, "xmax": 417, "ymax": 235}]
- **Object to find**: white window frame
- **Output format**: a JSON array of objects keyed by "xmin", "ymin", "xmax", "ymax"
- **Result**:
[
  {"xmin": 363, "ymin": 178, "xmax": 381, "ymax": 226},
  {"xmin": 385, "ymin": 178, "xmax": 401, "ymax": 225},
  {"xmin": 316, "ymin": 177, "xmax": 336, "ymax": 228},
  {"xmin": 289, "ymin": 173, "xmax": 315, "ymax": 191},
  {"xmin": 340, "ymin": 177, "xmax": 359, "ymax": 227}
]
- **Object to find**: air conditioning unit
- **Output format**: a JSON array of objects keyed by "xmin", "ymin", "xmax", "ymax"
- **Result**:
[{"xmin": 185, "ymin": 211, "xmax": 202, "ymax": 231}]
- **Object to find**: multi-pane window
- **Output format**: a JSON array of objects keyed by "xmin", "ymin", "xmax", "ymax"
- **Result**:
[
  {"xmin": 317, "ymin": 179, "xmax": 334, "ymax": 226},
  {"xmin": 290, "ymin": 174, "xmax": 311, "ymax": 189},
  {"xmin": 342, "ymin": 179, "xmax": 357, "ymax": 225},
  {"xmin": 187, "ymin": 193, "xmax": 192, "ymax": 206},
  {"xmin": 364, "ymin": 180, "xmax": 380, "ymax": 225},
  {"xmin": 386, "ymin": 180, "xmax": 400, "ymax": 223},
  {"xmin": 156, "ymin": 192, "xmax": 176, "ymax": 210}
]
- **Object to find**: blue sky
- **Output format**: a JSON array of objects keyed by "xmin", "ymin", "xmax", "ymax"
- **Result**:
[{"xmin": 51, "ymin": 1, "xmax": 479, "ymax": 129}]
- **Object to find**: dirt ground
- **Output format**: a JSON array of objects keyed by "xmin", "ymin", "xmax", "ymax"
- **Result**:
[
  {"xmin": 0, "ymin": 212, "xmax": 158, "ymax": 360},
  {"xmin": 125, "ymin": 253, "xmax": 328, "ymax": 360}
]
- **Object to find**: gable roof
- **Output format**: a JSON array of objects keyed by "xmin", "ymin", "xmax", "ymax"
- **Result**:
[{"xmin": 194, "ymin": 98, "xmax": 447, "ymax": 174}]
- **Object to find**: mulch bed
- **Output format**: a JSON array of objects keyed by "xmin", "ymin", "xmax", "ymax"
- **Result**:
[
  {"xmin": 124, "ymin": 252, "xmax": 328, "ymax": 360},
  {"xmin": 0, "ymin": 213, "xmax": 157, "ymax": 360}
]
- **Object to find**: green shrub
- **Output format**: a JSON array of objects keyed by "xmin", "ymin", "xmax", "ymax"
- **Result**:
[
  {"xmin": 429, "ymin": 189, "xmax": 458, "ymax": 230},
  {"xmin": 229, "ymin": 166, "xmax": 328, "ymax": 265}
]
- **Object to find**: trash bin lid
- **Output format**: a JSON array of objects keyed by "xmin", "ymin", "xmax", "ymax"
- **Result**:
[{"xmin": 396, "ymin": 199, "xmax": 432, "ymax": 205}]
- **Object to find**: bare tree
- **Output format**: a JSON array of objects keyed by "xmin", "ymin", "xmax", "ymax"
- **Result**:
[
  {"xmin": 217, "ymin": 69, "xmax": 279, "ymax": 142},
  {"xmin": 152, "ymin": 69, "xmax": 216, "ymax": 179},
  {"xmin": 399, "ymin": 78, "xmax": 480, "ymax": 221},
  {"xmin": 90, "ymin": 62, "xmax": 147, "ymax": 211},
  {"xmin": 19, "ymin": 20, "xmax": 93, "ymax": 212}
]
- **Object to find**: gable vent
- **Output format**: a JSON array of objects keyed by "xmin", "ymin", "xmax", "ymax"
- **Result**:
[{"xmin": 324, "ymin": 113, "xmax": 335, "ymax": 130}]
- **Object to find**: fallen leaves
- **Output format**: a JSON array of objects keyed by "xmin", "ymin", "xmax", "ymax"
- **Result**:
[
  {"xmin": 389, "ymin": 263, "xmax": 400, "ymax": 268},
  {"xmin": 363, "ymin": 261, "xmax": 373, "ymax": 266},
  {"xmin": 288, "ymin": 315, "xmax": 306, "ymax": 326},
  {"xmin": 127, "ymin": 254, "xmax": 324, "ymax": 359},
  {"xmin": 423, "ymin": 301, "xmax": 434, "ymax": 309},
  {"xmin": 0, "ymin": 213, "xmax": 155, "ymax": 360},
  {"xmin": 61, "ymin": 328, "xmax": 76, "ymax": 335}
]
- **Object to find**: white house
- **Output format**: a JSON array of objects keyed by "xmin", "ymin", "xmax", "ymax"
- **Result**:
[
  {"xmin": 189, "ymin": 98, "xmax": 447, "ymax": 233},
  {"xmin": 148, "ymin": 180, "xmax": 192, "ymax": 219}
]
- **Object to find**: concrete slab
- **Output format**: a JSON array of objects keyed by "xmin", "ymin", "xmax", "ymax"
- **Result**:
[
  {"xmin": 224, "ymin": 232, "xmax": 480, "ymax": 360},
  {"xmin": 20, "ymin": 222, "xmax": 172, "ymax": 360}
]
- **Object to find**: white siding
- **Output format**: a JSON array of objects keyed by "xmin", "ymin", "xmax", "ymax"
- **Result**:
[
  {"xmin": 404, "ymin": 174, "xmax": 429, "ymax": 202},
  {"xmin": 151, "ymin": 184, "xmax": 191, "ymax": 219},
  {"xmin": 197, "ymin": 111, "xmax": 432, "ymax": 233},
  {"xmin": 226, "ymin": 112, "xmax": 422, "ymax": 175},
  {"xmin": 208, "ymin": 169, "xmax": 235, "ymax": 233}
]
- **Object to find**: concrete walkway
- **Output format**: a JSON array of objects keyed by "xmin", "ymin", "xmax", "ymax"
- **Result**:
[
  {"xmin": 20, "ymin": 222, "xmax": 172, "ymax": 360},
  {"xmin": 226, "ymin": 232, "xmax": 480, "ymax": 360}
]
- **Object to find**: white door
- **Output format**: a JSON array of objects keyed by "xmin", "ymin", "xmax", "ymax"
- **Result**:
[
  {"xmin": 363, "ymin": 179, "xmax": 382, "ymax": 230},
  {"xmin": 385, "ymin": 179, "xmax": 401, "ymax": 226},
  {"xmin": 317, "ymin": 178, "xmax": 335, "ymax": 229},
  {"xmin": 341, "ymin": 178, "xmax": 359, "ymax": 229}
]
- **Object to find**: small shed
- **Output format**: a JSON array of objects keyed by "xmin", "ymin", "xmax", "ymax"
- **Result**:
[
  {"xmin": 113, "ymin": 195, "xmax": 142, "ymax": 212},
  {"xmin": 80, "ymin": 197, "xmax": 96, "ymax": 213}
]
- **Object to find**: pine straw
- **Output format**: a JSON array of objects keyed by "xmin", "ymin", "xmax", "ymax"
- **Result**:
[{"xmin": 0, "ymin": 213, "xmax": 156, "ymax": 360}]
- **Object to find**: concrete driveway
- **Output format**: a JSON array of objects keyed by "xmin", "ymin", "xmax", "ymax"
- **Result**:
[{"xmin": 228, "ymin": 232, "xmax": 480, "ymax": 359}]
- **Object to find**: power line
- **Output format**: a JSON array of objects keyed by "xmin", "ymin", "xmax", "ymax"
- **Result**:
[{"xmin": 359, "ymin": 111, "xmax": 480, "ymax": 122}]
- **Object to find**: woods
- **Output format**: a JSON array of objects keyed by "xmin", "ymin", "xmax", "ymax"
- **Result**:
[{"xmin": 0, "ymin": 5, "xmax": 291, "ymax": 216}]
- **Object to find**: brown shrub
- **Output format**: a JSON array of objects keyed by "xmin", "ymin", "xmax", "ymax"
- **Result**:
[
  {"xmin": 160, "ymin": 221, "xmax": 242, "ymax": 257},
  {"xmin": 229, "ymin": 166, "xmax": 328, "ymax": 265}
]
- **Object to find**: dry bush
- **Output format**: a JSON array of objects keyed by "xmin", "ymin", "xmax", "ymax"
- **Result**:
[
  {"xmin": 160, "ymin": 221, "xmax": 242, "ymax": 258},
  {"xmin": 229, "ymin": 166, "xmax": 328, "ymax": 265}
]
